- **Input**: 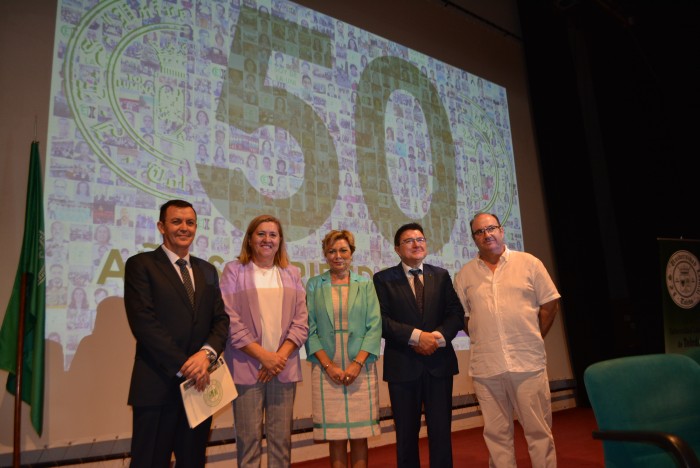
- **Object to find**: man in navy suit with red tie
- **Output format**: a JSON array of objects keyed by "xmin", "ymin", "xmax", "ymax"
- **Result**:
[
  {"xmin": 373, "ymin": 223, "xmax": 465, "ymax": 467},
  {"xmin": 124, "ymin": 199, "xmax": 229, "ymax": 467}
]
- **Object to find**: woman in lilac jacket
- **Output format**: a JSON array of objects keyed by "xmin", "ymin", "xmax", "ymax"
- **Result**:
[{"xmin": 220, "ymin": 214, "xmax": 308, "ymax": 468}]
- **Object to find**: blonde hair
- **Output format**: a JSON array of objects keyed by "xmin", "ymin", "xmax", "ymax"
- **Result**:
[
  {"xmin": 237, "ymin": 214, "xmax": 290, "ymax": 268},
  {"xmin": 321, "ymin": 230, "xmax": 356, "ymax": 255}
]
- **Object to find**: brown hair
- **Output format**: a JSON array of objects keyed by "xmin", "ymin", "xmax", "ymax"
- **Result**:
[{"xmin": 237, "ymin": 214, "xmax": 289, "ymax": 268}]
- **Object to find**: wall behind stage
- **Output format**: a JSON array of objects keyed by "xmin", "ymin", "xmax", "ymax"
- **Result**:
[{"xmin": 0, "ymin": 0, "xmax": 573, "ymax": 462}]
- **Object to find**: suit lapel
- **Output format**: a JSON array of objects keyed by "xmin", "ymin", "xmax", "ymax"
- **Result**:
[
  {"xmin": 320, "ymin": 271, "xmax": 357, "ymax": 325},
  {"xmin": 154, "ymin": 248, "xmax": 194, "ymax": 315},
  {"xmin": 421, "ymin": 265, "xmax": 435, "ymax": 317},
  {"xmin": 191, "ymin": 257, "xmax": 205, "ymax": 320},
  {"xmin": 394, "ymin": 263, "xmax": 422, "ymax": 318},
  {"xmin": 347, "ymin": 273, "xmax": 359, "ymax": 317},
  {"xmin": 244, "ymin": 262, "xmax": 261, "ymax": 337},
  {"xmin": 320, "ymin": 273, "xmax": 335, "ymax": 326}
]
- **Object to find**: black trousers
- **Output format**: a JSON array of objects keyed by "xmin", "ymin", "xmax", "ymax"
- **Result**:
[
  {"xmin": 131, "ymin": 401, "xmax": 211, "ymax": 468},
  {"xmin": 388, "ymin": 371, "xmax": 454, "ymax": 468}
]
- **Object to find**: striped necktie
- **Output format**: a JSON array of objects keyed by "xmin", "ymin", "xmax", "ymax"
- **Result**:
[
  {"xmin": 410, "ymin": 268, "xmax": 423, "ymax": 314},
  {"xmin": 176, "ymin": 258, "xmax": 195, "ymax": 307}
]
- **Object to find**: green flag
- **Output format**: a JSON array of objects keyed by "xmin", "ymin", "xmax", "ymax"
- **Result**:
[{"xmin": 0, "ymin": 141, "xmax": 46, "ymax": 435}]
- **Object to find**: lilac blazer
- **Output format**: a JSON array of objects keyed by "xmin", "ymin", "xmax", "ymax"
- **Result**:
[{"xmin": 220, "ymin": 260, "xmax": 308, "ymax": 385}]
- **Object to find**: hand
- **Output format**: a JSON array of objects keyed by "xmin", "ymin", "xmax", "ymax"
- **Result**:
[
  {"xmin": 259, "ymin": 350, "xmax": 288, "ymax": 377},
  {"xmin": 343, "ymin": 361, "xmax": 362, "ymax": 386},
  {"xmin": 179, "ymin": 351, "xmax": 211, "ymax": 391},
  {"xmin": 325, "ymin": 363, "xmax": 346, "ymax": 386},
  {"xmin": 193, "ymin": 374, "xmax": 210, "ymax": 392},
  {"xmin": 413, "ymin": 332, "xmax": 439, "ymax": 355},
  {"xmin": 257, "ymin": 367, "xmax": 275, "ymax": 383}
]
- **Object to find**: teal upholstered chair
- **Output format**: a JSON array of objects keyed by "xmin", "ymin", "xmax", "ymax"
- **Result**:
[
  {"xmin": 682, "ymin": 347, "xmax": 700, "ymax": 366},
  {"xmin": 584, "ymin": 353, "xmax": 700, "ymax": 468}
]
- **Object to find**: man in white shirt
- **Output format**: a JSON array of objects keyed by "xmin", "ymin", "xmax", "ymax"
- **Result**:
[{"xmin": 454, "ymin": 212, "xmax": 560, "ymax": 468}]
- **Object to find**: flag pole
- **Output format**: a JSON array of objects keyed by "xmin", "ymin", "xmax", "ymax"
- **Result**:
[
  {"xmin": 14, "ymin": 117, "xmax": 39, "ymax": 468},
  {"xmin": 12, "ymin": 277, "xmax": 27, "ymax": 468},
  {"xmin": 1, "ymin": 139, "xmax": 46, "ymax": 464}
]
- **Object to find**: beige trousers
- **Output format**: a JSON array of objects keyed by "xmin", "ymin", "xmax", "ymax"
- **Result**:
[{"xmin": 473, "ymin": 369, "xmax": 556, "ymax": 468}]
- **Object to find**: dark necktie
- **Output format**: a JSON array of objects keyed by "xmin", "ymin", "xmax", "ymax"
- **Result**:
[
  {"xmin": 176, "ymin": 258, "xmax": 195, "ymax": 307},
  {"xmin": 410, "ymin": 268, "xmax": 423, "ymax": 314}
]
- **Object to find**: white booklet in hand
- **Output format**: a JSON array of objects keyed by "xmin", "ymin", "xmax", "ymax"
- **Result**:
[{"xmin": 180, "ymin": 356, "xmax": 237, "ymax": 428}]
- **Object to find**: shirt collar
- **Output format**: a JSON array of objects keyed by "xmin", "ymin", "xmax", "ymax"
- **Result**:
[
  {"xmin": 401, "ymin": 262, "xmax": 424, "ymax": 276},
  {"xmin": 161, "ymin": 244, "xmax": 191, "ymax": 266},
  {"xmin": 477, "ymin": 245, "xmax": 510, "ymax": 266}
]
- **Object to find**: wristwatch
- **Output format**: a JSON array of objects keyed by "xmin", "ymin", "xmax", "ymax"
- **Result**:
[{"xmin": 203, "ymin": 348, "xmax": 217, "ymax": 363}]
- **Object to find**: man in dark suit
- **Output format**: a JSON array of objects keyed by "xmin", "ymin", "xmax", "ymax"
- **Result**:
[
  {"xmin": 373, "ymin": 222, "xmax": 464, "ymax": 468},
  {"xmin": 124, "ymin": 199, "xmax": 229, "ymax": 467}
]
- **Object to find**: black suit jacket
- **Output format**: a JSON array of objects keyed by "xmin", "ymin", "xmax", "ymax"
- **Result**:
[
  {"xmin": 373, "ymin": 263, "xmax": 464, "ymax": 382},
  {"xmin": 124, "ymin": 247, "xmax": 229, "ymax": 406}
]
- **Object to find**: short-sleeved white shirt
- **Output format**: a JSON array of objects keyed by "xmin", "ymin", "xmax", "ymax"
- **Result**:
[{"xmin": 454, "ymin": 246, "xmax": 560, "ymax": 378}]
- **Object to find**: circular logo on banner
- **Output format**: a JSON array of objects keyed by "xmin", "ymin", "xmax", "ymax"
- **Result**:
[
  {"xmin": 204, "ymin": 380, "xmax": 224, "ymax": 407},
  {"xmin": 666, "ymin": 250, "xmax": 700, "ymax": 309}
]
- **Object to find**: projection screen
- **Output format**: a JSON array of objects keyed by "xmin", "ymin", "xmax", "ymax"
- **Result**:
[{"xmin": 45, "ymin": 0, "xmax": 522, "ymax": 369}]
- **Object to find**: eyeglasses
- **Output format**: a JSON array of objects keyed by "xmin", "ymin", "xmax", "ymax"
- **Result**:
[
  {"xmin": 472, "ymin": 225, "xmax": 501, "ymax": 237},
  {"xmin": 400, "ymin": 237, "xmax": 426, "ymax": 246}
]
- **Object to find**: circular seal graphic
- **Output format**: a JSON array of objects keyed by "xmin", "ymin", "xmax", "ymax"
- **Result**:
[
  {"xmin": 666, "ymin": 250, "xmax": 700, "ymax": 309},
  {"xmin": 204, "ymin": 379, "xmax": 224, "ymax": 407}
]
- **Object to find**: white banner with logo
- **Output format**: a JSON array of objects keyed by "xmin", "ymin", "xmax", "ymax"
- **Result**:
[{"xmin": 659, "ymin": 238, "xmax": 700, "ymax": 353}]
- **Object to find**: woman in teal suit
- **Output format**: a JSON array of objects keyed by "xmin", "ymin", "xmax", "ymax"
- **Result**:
[{"xmin": 305, "ymin": 230, "xmax": 382, "ymax": 468}]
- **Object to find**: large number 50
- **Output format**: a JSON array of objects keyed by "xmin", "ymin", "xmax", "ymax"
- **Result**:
[
  {"xmin": 200, "ymin": 6, "xmax": 456, "ymax": 250},
  {"xmin": 355, "ymin": 57, "xmax": 456, "ymax": 252}
]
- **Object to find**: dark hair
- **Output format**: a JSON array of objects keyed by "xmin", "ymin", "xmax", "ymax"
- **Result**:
[
  {"xmin": 469, "ymin": 212, "xmax": 501, "ymax": 233},
  {"xmin": 159, "ymin": 200, "xmax": 195, "ymax": 223},
  {"xmin": 394, "ymin": 222, "xmax": 424, "ymax": 246},
  {"xmin": 69, "ymin": 287, "xmax": 89, "ymax": 309}
]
